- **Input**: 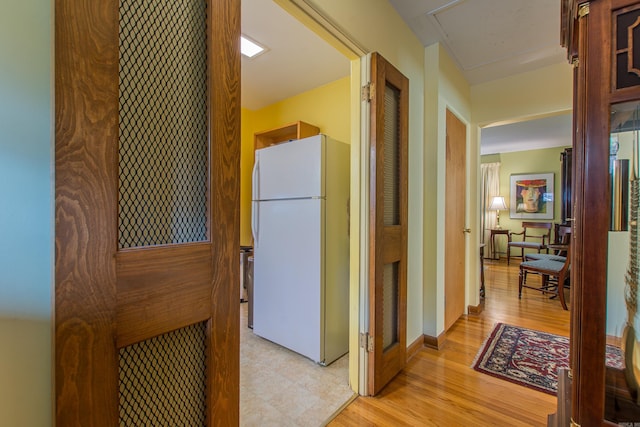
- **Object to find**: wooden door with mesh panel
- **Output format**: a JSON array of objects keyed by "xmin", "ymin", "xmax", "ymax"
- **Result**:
[
  {"xmin": 55, "ymin": 1, "xmax": 240, "ymax": 425},
  {"xmin": 367, "ymin": 52, "xmax": 409, "ymax": 395}
]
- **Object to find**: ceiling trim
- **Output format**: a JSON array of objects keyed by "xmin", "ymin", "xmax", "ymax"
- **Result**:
[
  {"xmin": 479, "ymin": 109, "xmax": 573, "ymax": 129},
  {"xmin": 274, "ymin": 0, "xmax": 369, "ymax": 59}
]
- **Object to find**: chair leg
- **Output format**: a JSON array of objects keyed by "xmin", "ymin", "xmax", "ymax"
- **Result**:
[
  {"xmin": 518, "ymin": 267, "xmax": 523, "ymax": 299},
  {"xmin": 557, "ymin": 272, "xmax": 568, "ymax": 310},
  {"xmin": 507, "ymin": 245, "xmax": 511, "ymax": 265}
]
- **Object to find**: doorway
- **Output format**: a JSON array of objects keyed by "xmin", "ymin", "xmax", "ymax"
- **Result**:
[{"xmin": 239, "ymin": 1, "xmax": 356, "ymax": 423}]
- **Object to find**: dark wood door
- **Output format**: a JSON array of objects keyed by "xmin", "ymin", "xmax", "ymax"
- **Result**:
[
  {"xmin": 367, "ymin": 52, "xmax": 409, "ymax": 395},
  {"xmin": 55, "ymin": 1, "xmax": 240, "ymax": 425},
  {"xmin": 445, "ymin": 109, "xmax": 467, "ymax": 331}
]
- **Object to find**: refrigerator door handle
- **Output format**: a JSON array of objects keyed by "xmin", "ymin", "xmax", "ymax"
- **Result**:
[
  {"xmin": 251, "ymin": 157, "xmax": 259, "ymax": 247},
  {"xmin": 251, "ymin": 201, "xmax": 259, "ymax": 247},
  {"xmin": 252, "ymin": 156, "xmax": 259, "ymax": 201}
]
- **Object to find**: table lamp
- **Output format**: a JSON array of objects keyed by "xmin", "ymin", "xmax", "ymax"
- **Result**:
[{"xmin": 489, "ymin": 196, "xmax": 508, "ymax": 229}]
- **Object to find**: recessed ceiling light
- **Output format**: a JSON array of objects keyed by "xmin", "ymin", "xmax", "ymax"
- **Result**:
[{"xmin": 241, "ymin": 35, "xmax": 266, "ymax": 58}]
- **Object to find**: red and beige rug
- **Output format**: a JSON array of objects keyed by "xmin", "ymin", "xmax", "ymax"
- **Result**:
[{"xmin": 472, "ymin": 323, "xmax": 624, "ymax": 395}]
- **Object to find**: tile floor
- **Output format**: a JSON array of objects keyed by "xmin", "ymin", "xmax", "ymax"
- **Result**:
[{"xmin": 240, "ymin": 302, "xmax": 355, "ymax": 426}]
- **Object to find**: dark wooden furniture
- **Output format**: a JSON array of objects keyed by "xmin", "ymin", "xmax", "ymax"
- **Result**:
[
  {"xmin": 489, "ymin": 228, "xmax": 509, "ymax": 259},
  {"xmin": 507, "ymin": 222, "xmax": 552, "ymax": 265},
  {"xmin": 605, "ymin": 365, "xmax": 640, "ymax": 422},
  {"xmin": 557, "ymin": 0, "xmax": 640, "ymax": 425},
  {"xmin": 524, "ymin": 225, "xmax": 572, "ymax": 262},
  {"xmin": 519, "ymin": 244, "xmax": 571, "ymax": 310},
  {"xmin": 560, "ymin": 148, "xmax": 573, "ymax": 224}
]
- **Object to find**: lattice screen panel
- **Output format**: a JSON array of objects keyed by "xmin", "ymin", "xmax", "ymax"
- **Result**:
[
  {"xmin": 119, "ymin": 322, "xmax": 207, "ymax": 426},
  {"xmin": 118, "ymin": 0, "xmax": 208, "ymax": 249},
  {"xmin": 383, "ymin": 83, "xmax": 400, "ymax": 226},
  {"xmin": 614, "ymin": 6, "xmax": 640, "ymax": 90},
  {"xmin": 382, "ymin": 262, "xmax": 399, "ymax": 351}
]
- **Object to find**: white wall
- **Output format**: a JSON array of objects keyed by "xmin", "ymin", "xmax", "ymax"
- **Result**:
[
  {"xmin": 423, "ymin": 44, "xmax": 472, "ymax": 337},
  {"xmin": 0, "ymin": 0, "xmax": 52, "ymax": 425}
]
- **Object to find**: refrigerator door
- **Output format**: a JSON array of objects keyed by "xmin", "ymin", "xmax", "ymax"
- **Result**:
[
  {"xmin": 253, "ymin": 198, "xmax": 324, "ymax": 362},
  {"xmin": 254, "ymin": 135, "xmax": 325, "ymax": 200}
]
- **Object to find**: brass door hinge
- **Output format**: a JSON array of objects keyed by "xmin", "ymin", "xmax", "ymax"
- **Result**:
[
  {"xmin": 360, "ymin": 332, "xmax": 374, "ymax": 352},
  {"xmin": 361, "ymin": 83, "xmax": 375, "ymax": 102}
]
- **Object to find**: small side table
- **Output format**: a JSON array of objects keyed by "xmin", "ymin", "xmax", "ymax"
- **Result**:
[{"xmin": 490, "ymin": 228, "xmax": 510, "ymax": 260}]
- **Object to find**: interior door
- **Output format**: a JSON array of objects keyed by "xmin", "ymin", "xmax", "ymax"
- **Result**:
[
  {"xmin": 55, "ymin": 1, "xmax": 240, "ymax": 425},
  {"xmin": 444, "ymin": 109, "xmax": 467, "ymax": 331},
  {"xmin": 367, "ymin": 52, "xmax": 409, "ymax": 395}
]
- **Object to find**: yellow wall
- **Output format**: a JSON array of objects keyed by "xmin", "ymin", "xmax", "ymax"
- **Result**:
[
  {"xmin": 240, "ymin": 76, "xmax": 351, "ymax": 246},
  {"xmin": 240, "ymin": 108, "xmax": 256, "ymax": 247}
]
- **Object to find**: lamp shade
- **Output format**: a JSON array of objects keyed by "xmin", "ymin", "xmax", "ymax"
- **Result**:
[{"xmin": 489, "ymin": 196, "xmax": 507, "ymax": 211}]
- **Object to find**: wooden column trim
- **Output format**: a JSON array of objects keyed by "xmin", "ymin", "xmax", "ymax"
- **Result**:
[{"xmin": 207, "ymin": 0, "xmax": 241, "ymax": 425}]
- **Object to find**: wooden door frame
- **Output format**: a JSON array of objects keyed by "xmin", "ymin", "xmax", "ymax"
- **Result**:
[{"xmin": 54, "ymin": 1, "xmax": 240, "ymax": 424}]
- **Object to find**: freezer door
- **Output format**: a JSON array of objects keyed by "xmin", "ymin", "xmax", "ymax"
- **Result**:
[
  {"xmin": 252, "ymin": 198, "xmax": 324, "ymax": 362},
  {"xmin": 254, "ymin": 135, "xmax": 324, "ymax": 200}
]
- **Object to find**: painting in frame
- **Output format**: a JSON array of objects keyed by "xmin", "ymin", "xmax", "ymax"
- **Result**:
[{"xmin": 509, "ymin": 173, "xmax": 554, "ymax": 219}]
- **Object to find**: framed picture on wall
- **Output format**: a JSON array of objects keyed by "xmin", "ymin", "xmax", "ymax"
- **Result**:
[{"xmin": 509, "ymin": 173, "xmax": 554, "ymax": 219}]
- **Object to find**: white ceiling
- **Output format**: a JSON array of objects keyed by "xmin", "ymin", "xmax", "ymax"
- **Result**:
[
  {"xmin": 480, "ymin": 113, "xmax": 572, "ymax": 155},
  {"xmin": 241, "ymin": 0, "xmax": 571, "ymax": 153},
  {"xmin": 240, "ymin": 0, "xmax": 350, "ymax": 110},
  {"xmin": 388, "ymin": 0, "xmax": 566, "ymax": 85}
]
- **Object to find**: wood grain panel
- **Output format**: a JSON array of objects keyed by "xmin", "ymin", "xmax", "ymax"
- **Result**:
[
  {"xmin": 444, "ymin": 109, "xmax": 467, "ymax": 332},
  {"xmin": 55, "ymin": 1, "xmax": 120, "ymax": 425},
  {"xmin": 56, "ymin": 0, "xmax": 241, "ymax": 424},
  {"xmin": 571, "ymin": 1, "xmax": 612, "ymax": 424},
  {"xmin": 207, "ymin": 0, "xmax": 241, "ymax": 425},
  {"xmin": 368, "ymin": 52, "xmax": 409, "ymax": 396},
  {"xmin": 116, "ymin": 244, "xmax": 213, "ymax": 347},
  {"xmin": 381, "ymin": 226, "xmax": 402, "ymax": 263}
]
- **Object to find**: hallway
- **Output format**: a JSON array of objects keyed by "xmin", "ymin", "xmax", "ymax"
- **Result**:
[{"xmin": 330, "ymin": 258, "xmax": 571, "ymax": 426}]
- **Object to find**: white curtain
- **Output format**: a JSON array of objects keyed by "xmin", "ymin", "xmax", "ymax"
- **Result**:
[{"xmin": 481, "ymin": 162, "xmax": 501, "ymax": 257}]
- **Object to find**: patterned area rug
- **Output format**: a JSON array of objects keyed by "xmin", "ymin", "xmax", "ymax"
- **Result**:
[{"xmin": 472, "ymin": 323, "xmax": 624, "ymax": 395}]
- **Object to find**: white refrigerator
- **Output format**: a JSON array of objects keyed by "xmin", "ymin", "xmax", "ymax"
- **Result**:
[{"xmin": 251, "ymin": 134, "xmax": 350, "ymax": 365}]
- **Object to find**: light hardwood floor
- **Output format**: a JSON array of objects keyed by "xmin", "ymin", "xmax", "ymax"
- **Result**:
[{"xmin": 329, "ymin": 258, "xmax": 571, "ymax": 426}]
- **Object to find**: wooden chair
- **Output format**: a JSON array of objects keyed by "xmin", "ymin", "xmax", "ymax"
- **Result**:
[
  {"xmin": 518, "ymin": 244, "xmax": 571, "ymax": 310},
  {"xmin": 525, "ymin": 224, "xmax": 571, "ymax": 262},
  {"xmin": 507, "ymin": 221, "xmax": 552, "ymax": 265}
]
